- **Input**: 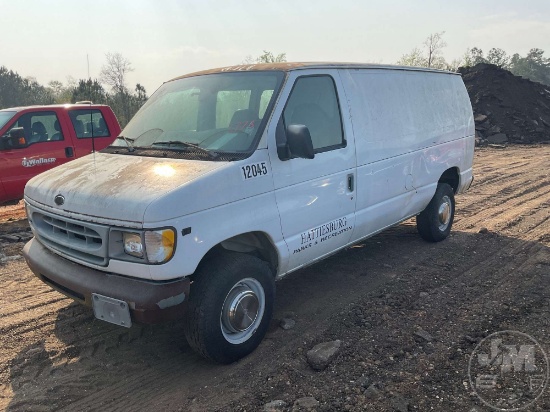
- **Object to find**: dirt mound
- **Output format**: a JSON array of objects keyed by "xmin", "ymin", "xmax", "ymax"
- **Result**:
[
  {"xmin": 459, "ymin": 63, "xmax": 550, "ymax": 144},
  {"xmin": 0, "ymin": 201, "xmax": 25, "ymax": 223}
]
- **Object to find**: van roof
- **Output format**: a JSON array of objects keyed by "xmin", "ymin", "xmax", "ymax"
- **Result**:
[{"xmin": 170, "ymin": 62, "xmax": 459, "ymax": 81}]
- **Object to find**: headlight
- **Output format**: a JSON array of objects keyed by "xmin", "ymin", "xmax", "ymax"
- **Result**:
[
  {"xmin": 144, "ymin": 229, "xmax": 175, "ymax": 264},
  {"xmin": 123, "ymin": 232, "xmax": 144, "ymax": 258},
  {"xmin": 119, "ymin": 228, "xmax": 176, "ymax": 264}
]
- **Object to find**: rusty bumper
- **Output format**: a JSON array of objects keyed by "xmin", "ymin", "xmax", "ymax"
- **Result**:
[{"xmin": 22, "ymin": 238, "xmax": 190, "ymax": 324}]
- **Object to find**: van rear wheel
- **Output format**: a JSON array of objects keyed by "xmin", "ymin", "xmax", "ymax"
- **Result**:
[
  {"xmin": 183, "ymin": 251, "xmax": 275, "ymax": 364},
  {"xmin": 416, "ymin": 183, "xmax": 455, "ymax": 242}
]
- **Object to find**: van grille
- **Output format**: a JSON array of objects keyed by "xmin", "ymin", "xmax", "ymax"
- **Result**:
[{"xmin": 30, "ymin": 208, "xmax": 110, "ymax": 266}]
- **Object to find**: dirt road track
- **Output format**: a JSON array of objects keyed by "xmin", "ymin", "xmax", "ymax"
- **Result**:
[{"xmin": 0, "ymin": 146, "xmax": 549, "ymax": 411}]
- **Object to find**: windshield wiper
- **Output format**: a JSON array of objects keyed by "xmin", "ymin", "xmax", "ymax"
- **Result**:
[
  {"xmin": 116, "ymin": 135, "xmax": 135, "ymax": 152},
  {"xmin": 151, "ymin": 141, "xmax": 218, "ymax": 159}
]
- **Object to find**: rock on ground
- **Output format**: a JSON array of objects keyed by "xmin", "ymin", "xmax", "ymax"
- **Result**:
[
  {"xmin": 263, "ymin": 399, "xmax": 286, "ymax": 411},
  {"xmin": 280, "ymin": 318, "xmax": 296, "ymax": 330},
  {"xmin": 391, "ymin": 395, "xmax": 411, "ymax": 412},
  {"xmin": 306, "ymin": 340, "xmax": 341, "ymax": 371},
  {"xmin": 292, "ymin": 397, "xmax": 319, "ymax": 411},
  {"xmin": 413, "ymin": 328, "xmax": 433, "ymax": 342}
]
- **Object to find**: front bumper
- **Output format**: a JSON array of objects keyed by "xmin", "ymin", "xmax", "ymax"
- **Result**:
[{"xmin": 23, "ymin": 238, "xmax": 190, "ymax": 324}]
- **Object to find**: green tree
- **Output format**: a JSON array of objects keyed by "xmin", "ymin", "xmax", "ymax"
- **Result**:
[
  {"xmin": 243, "ymin": 50, "xmax": 287, "ymax": 64},
  {"xmin": 47, "ymin": 80, "xmax": 75, "ymax": 104},
  {"xmin": 24, "ymin": 77, "xmax": 54, "ymax": 105},
  {"xmin": 134, "ymin": 83, "xmax": 147, "ymax": 104},
  {"xmin": 445, "ymin": 58, "xmax": 464, "ymax": 72},
  {"xmin": 100, "ymin": 52, "xmax": 134, "ymax": 125},
  {"xmin": 100, "ymin": 52, "xmax": 133, "ymax": 94},
  {"xmin": 0, "ymin": 62, "xmax": 149, "ymax": 124},
  {"xmin": 424, "ymin": 31, "xmax": 447, "ymax": 68},
  {"xmin": 129, "ymin": 83, "xmax": 148, "ymax": 116},
  {"xmin": 48, "ymin": 80, "xmax": 64, "ymax": 98},
  {"xmin": 71, "ymin": 79, "xmax": 108, "ymax": 104},
  {"xmin": 0, "ymin": 66, "xmax": 26, "ymax": 107},
  {"xmin": 397, "ymin": 48, "xmax": 427, "ymax": 67},
  {"xmin": 463, "ymin": 47, "xmax": 486, "ymax": 67},
  {"xmin": 509, "ymin": 48, "xmax": 550, "ymax": 85},
  {"xmin": 486, "ymin": 48, "xmax": 510, "ymax": 68},
  {"xmin": 397, "ymin": 32, "xmax": 448, "ymax": 69},
  {"xmin": 257, "ymin": 50, "xmax": 287, "ymax": 63},
  {"xmin": 0, "ymin": 67, "xmax": 53, "ymax": 108}
]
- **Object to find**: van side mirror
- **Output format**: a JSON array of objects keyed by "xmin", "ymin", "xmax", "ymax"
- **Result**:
[
  {"xmin": 286, "ymin": 124, "xmax": 314, "ymax": 160},
  {"xmin": 0, "ymin": 128, "xmax": 27, "ymax": 150},
  {"xmin": 276, "ymin": 117, "xmax": 291, "ymax": 160}
]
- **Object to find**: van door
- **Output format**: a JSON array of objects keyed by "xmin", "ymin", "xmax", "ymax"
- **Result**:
[
  {"xmin": 267, "ymin": 70, "xmax": 356, "ymax": 273},
  {"xmin": 1, "ymin": 110, "xmax": 76, "ymax": 201}
]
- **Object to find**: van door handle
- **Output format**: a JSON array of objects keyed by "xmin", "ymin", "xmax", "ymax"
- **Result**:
[
  {"xmin": 347, "ymin": 174, "xmax": 354, "ymax": 191},
  {"xmin": 65, "ymin": 147, "xmax": 74, "ymax": 158}
]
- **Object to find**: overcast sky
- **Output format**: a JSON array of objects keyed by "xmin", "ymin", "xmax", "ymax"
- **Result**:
[{"xmin": 1, "ymin": 0, "xmax": 550, "ymax": 94}]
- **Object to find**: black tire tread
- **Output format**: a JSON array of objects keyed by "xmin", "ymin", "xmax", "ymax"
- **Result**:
[{"xmin": 183, "ymin": 251, "xmax": 274, "ymax": 363}]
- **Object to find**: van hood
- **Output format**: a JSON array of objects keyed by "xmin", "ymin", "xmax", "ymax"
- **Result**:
[{"xmin": 25, "ymin": 152, "xmax": 227, "ymax": 223}]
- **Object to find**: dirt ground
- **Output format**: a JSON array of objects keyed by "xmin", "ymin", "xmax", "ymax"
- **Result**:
[{"xmin": 0, "ymin": 146, "xmax": 549, "ymax": 412}]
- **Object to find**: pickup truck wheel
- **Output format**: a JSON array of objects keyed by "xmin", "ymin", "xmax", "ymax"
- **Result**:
[
  {"xmin": 416, "ymin": 183, "xmax": 455, "ymax": 242},
  {"xmin": 183, "ymin": 252, "xmax": 274, "ymax": 364}
]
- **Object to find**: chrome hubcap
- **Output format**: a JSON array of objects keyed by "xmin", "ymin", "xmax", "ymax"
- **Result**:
[
  {"xmin": 221, "ymin": 287, "xmax": 259, "ymax": 333},
  {"xmin": 220, "ymin": 278, "xmax": 265, "ymax": 344},
  {"xmin": 438, "ymin": 195, "xmax": 452, "ymax": 231}
]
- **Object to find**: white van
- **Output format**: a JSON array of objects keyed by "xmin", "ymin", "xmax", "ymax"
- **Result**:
[{"xmin": 23, "ymin": 63, "xmax": 474, "ymax": 363}]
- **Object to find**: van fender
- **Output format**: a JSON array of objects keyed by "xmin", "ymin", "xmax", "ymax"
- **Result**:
[{"xmin": 147, "ymin": 191, "xmax": 287, "ymax": 281}]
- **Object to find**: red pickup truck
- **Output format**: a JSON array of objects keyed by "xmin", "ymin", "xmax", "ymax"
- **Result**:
[{"xmin": 0, "ymin": 104, "xmax": 121, "ymax": 204}]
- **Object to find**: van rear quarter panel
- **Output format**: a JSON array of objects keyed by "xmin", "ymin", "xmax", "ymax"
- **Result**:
[{"xmin": 339, "ymin": 68, "xmax": 474, "ymax": 240}]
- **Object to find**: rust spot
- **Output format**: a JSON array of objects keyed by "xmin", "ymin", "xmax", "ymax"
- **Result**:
[{"xmin": 168, "ymin": 62, "xmax": 457, "ymax": 83}]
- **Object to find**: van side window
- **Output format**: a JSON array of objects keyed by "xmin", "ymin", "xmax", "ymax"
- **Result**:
[
  {"xmin": 283, "ymin": 76, "xmax": 344, "ymax": 152},
  {"xmin": 69, "ymin": 110, "xmax": 111, "ymax": 138},
  {"xmin": 7, "ymin": 112, "xmax": 63, "ymax": 145}
]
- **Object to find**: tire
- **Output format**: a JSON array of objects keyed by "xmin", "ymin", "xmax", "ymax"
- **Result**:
[
  {"xmin": 416, "ymin": 183, "xmax": 455, "ymax": 242},
  {"xmin": 183, "ymin": 251, "xmax": 275, "ymax": 364}
]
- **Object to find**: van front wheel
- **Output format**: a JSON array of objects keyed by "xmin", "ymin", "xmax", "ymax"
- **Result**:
[
  {"xmin": 416, "ymin": 183, "xmax": 455, "ymax": 242},
  {"xmin": 183, "ymin": 252, "xmax": 275, "ymax": 364}
]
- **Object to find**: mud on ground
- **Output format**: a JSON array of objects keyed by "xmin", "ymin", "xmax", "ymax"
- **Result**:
[
  {"xmin": 0, "ymin": 146, "xmax": 549, "ymax": 411},
  {"xmin": 0, "ymin": 201, "xmax": 31, "ymax": 263}
]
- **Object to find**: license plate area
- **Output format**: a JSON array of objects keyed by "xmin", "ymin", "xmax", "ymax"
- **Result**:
[{"xmin": 92, "ymin": 293, "xmax": 132, "ymax": 328}]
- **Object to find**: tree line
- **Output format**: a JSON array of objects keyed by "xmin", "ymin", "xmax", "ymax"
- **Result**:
[
  {"xmin": 3, "ymin": 42, "xmax": 549, "ymax": 128},
  {"xmin": 0, "ymin": 52, "xmax": 147, "ymax": 127},
  {"xmin": 0, "ymin": 50, "xmax": 289, "ymax": 129},
  {"xmin": 397, "ymin": 32, "xmax": 550, "ymax": 86}
]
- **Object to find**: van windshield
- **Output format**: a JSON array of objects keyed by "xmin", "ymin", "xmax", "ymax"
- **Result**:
[
  {"xmin": 0, "ymin": 111, "xmax": 16, "ymax": 130},
  {"xmin": 110, "ymin": 71, "xmax": 285, "ymax": 160}
]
